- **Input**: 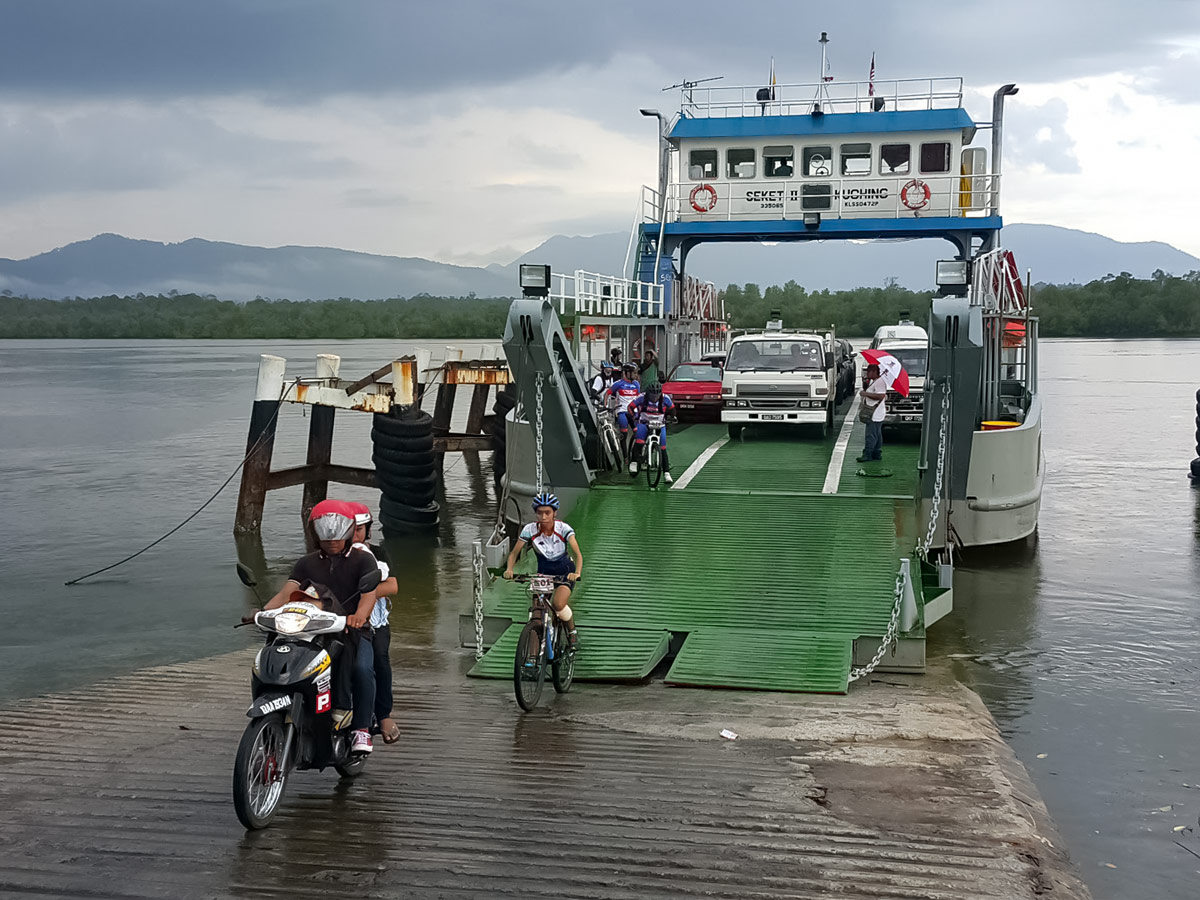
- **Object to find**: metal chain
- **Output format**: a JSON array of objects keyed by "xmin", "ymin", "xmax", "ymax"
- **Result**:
[
  {"xmin": 534, "ymin": 371, "xmax": 545, "ymax": 493},
  {"xmin": 917, "ymin": 379, "xmax": 952, "ymax": 559},
  {"xmin": 848, "ymin": 568, "xmax": 906, "ymax": 683},
  {"xmin": 471, "ymin": 541, "xmax": 486, "ymax": 660}
]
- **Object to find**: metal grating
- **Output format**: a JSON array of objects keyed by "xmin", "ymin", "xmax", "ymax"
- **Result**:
[
  {"xmin": 666, "ymin": 629, "xmax": 854, "ymax": 694},
  {"xmin": 469, "ymin": 624, "xmax": 670, "ymax": 681},
  {"xmin": 684, "ymin": 430, "xmax": 834, "ymax": 493}
]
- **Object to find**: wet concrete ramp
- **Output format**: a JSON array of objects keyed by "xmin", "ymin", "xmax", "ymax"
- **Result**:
[{"xmin": 0, "ymin": 650, "xmax": 1082, "ymax": 900}]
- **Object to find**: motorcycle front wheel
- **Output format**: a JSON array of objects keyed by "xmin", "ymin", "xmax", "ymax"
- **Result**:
[{"xmin": 233, "ymin": 712, "xmax": 291, "ymax": 830}]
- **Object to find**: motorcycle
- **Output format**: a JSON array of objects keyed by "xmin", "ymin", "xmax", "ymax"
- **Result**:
[{"xmin": 232, "ymin": 563, "xmax": 380, "ymax": 830}]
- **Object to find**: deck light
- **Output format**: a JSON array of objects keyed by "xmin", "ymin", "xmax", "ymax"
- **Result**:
[
  {"xmin": 519, "ymin": 264, "xmax": 551, "ymax": 297},
  {"xmin": 803, "ymin": 212, "xmax": 821, "ymax": 227},
  {"xmin": 935, "ymin": 259, "xmax": 969, "ymax": 296}
]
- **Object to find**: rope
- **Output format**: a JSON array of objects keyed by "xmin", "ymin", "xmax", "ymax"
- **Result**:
[{"xmin": 63, "ymin": 378, "xmax": 299, "ymax": 586}]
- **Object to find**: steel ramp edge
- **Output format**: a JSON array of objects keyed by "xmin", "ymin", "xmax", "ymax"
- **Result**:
[
  {"xmin": 665, "ymin": 628, "xmax": 854, "ymax": 694},
  {"xmin": 467, "ymin": 623, "xmax": 670, "ymax": 681}
]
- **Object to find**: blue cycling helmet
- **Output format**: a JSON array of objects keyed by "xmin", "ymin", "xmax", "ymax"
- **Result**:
[
  {"xmin": 599, "ymin": 360, "xmax": 614, "ymax": 372},
  {"xmin": 531, "ymin": 491, "xmax": 559, "ymax": 511}
]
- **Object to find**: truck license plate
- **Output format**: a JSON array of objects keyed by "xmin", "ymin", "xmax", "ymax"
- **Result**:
[{"xmin": 762, "ymin": 413, "xmax": 784, "ymax": 420}]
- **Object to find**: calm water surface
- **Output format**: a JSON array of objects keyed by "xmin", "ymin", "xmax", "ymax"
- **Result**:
[{"xmin": 1, "ymin": 337, "xmax": 1198, "ymax": 899}]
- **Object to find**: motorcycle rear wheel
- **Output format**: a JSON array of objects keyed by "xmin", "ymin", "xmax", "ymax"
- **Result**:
[{"xmin": 233, "ymin": 713, "xmax": 290, "ymax": 830}]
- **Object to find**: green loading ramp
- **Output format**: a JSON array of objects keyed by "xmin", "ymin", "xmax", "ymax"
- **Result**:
[{"xmin": 471, "ymin": 421, "xmax": 925, "ymax": 693}]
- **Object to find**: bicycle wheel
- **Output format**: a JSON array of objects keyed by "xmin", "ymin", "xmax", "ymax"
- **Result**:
[
  {"xmin": 551, "ymin": 625, "xmax": 575, "ymax": 694},
  {"xmin": 645, "ymin": 439, "xmax": 662, "ymax": 488},
  {"xmin": 513, "ymin": 621, "xmax": 546, "ymax": 711},
  {"xmin": 601, "ymin": 426, "xmax": 622, "ymax": 472}
]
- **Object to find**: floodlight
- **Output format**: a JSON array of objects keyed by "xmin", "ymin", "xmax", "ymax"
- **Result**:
[{"xmin": 519, "ymin": 264, "xmax": 551, "ymax": 297}]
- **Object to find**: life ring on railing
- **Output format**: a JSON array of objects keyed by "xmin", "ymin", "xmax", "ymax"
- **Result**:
[
  {"xmin": 901, "ymin": 179, "xmax": 931, "ymax": 211},
  {"xmin": 689, "ymin": 183, "xmax": 718, "ymax": 213}
]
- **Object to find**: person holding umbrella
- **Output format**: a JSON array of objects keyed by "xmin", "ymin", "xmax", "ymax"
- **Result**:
[{"xmin": 857, "ymin": 349, "xmax": 910, "ymax": 463}]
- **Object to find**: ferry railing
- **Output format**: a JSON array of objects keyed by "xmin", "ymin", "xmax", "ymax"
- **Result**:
[
  {"xmin": 679, "ymin": 78, "xmax": 964, "ymax": 119},
  {"xmin": 549, "ymin": 269, "xmax": 664, "ymax": 319},
  {"xmin": 665, "ymin": 172, "xmax": 1000, "ymax": 221}
]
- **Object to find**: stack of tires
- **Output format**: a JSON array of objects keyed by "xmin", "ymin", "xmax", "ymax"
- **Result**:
[
  {"xmin": 489, "ymin": 385, "xmax": 516, "ymax": 488},
  {"xmin": 372, "ymin": 407, "xmax": 440, "ymax": 533}
]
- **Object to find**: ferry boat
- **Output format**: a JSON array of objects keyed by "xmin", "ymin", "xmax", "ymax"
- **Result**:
[{"xmin": 470, "ymin": 39, "xmax": 1043, "ymax": 692}]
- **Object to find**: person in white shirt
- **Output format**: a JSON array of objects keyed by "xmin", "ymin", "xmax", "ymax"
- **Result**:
[
  {"xmin": 858, "ymin": 362, "xmax": 888, "ymax": 462},
  {"xmin": 348, "ymin": 502, "xmax": 401, "ymax": 746}
]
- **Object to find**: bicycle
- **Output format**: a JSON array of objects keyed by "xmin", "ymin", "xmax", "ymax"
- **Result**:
[
  {"xmin": 641, "ymin": 412, "xmax": 667, "ymax": 488},
  {"xmin": 509, "ymin": 573, "xmax": 580, "ymax": 711},
  {"xmin": 595, "ymin": 405, "xmax": 624, "ymax": 473}
]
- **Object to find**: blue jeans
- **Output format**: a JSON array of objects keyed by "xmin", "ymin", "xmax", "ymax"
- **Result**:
[
  {"xmin": 350, "ymin": 632, "xmax": 376, "ymax": 731},
  {"xmin": 863, "ymin": 420, "xmax": 883, "ymax": 460}
]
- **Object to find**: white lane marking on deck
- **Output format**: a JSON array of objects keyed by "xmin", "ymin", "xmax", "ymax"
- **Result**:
[
  {"xmin": 822, "ymin": 394, "xmax": 861, "ymax": 494},
  {"xmin": 671, "ymin": 435, "xmax": 730, "ymax": 490}
]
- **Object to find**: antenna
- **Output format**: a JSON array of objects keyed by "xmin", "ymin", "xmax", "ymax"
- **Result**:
[{"xmin": 662, "ymin": 75, "xmax": 723, "ymax": 108}]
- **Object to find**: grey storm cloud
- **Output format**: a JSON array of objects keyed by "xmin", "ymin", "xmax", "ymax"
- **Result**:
[{"xmin": 2, "ymin": 1, "xmax": 1197, "ymax": 103}]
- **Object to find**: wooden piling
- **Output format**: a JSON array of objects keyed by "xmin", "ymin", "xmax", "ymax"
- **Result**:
[
  {"xmin": 234, "ymin": 355, "xmax": 287, "ymax": 535},
  {"xmin": 300, "ymin": 354, "xmax": 340, "ymax": 520}
]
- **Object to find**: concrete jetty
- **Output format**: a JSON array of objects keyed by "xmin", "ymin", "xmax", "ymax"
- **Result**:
[{"xmin": 0, "ymin": 647, "xmax": 1090, "ymax": 899}]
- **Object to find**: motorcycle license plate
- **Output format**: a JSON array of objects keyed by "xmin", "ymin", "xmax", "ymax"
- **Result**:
[{"xmin": 762, "ymin": 413, "xmax": 784, "ymax": 420}]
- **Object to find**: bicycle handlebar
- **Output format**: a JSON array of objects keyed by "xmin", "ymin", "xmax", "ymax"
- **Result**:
[{"xmin": 507, "ymin": 573, "xmax": 582, "ymax": 585}]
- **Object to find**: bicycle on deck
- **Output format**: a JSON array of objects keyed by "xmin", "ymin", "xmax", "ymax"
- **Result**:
[
  {"xmin": 596, "ymin": 406, "xmax": 624, "ymax": 473},
  {"xmin": 509, "ymin": 573, "xmax": 579, "ymax": 711}
]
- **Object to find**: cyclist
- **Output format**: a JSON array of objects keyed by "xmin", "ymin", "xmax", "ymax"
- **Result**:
[
  {"xmin": 503, "ymin": 492, "xmax": 582, "ymax": 650},
  {"xmin": 606, "ymin": 362, "xmax": 641, "ymax": 445},
  {"xmin": 589, "ymin": 360, "xmax": 617, "ymax": 406},
  {"xmin": 627, "ymin": 381, "xmax": 675, "ymax": 483}
]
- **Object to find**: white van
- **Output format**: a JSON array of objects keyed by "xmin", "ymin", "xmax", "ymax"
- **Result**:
[
  {"xmin": 869, "ymin": 319, "xmax": 928, "ymax": 426},
  {"xmin": 722, "ymin": 321, "xmax": 837, "ymax": 439}
]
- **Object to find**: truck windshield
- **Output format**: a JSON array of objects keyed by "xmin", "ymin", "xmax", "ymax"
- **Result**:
[
  {"xmin": 727, "ymin": 339, "xmax": 823, "ymax": 372},
  {"xmin": 882, "ymin": 347, "xmax": 928, "ymax": 377}
]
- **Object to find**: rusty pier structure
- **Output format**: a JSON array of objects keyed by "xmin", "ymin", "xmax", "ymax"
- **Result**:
[{"xmin": 233, "ymin": 348, "xmax": 510, "ymax": 534}]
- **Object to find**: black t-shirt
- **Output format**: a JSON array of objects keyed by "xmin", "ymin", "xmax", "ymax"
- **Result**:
[{"xmin": 289, "ymin": 548, "xmax": 379, "ymax": 616}]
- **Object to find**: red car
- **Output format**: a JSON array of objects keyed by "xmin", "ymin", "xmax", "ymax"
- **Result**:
[{"xmin": 663, "ymin": 361, "xmax": 723, "ymax": 422}]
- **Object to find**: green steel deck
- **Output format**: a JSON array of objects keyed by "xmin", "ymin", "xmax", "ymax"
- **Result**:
[{"xmin": 471, "ymin": 414, "xmax": 927, "ymax": 693}]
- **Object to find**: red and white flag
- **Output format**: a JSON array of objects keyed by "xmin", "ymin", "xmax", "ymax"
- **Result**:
[{"xmin": 868, "ymin": 52, "xmax": 876, "ymax": 96}]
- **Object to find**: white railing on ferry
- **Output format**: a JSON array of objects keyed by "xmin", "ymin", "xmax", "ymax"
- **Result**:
[
  {"xmin": 549, "ymin": 270, "xmax": 664, "ymax": 318},
  {"xmin": 666, "ymin": 172, "xmax": 1000, "ymax": 222},
  {"xmin": 678, "ymin": 78, "xmax": 964, "ymax": 119}
]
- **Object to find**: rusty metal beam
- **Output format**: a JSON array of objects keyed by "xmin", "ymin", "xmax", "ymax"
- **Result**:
[
  {"xmin": 267, "ymin": 464, "xmax": 377, "ymax": 491},
  {"xmin": 443, "ymin": 361, "xmax": 511, "ymax": 385},
  {"xmin": 436, "ymin": 433, "xmax": 494, "ymax": 452},
  {"xmin": 466, "ymin": 383, "xmax": 491, "ymax": 434},
  {"xmin": 343, "ymin": 361, "xmax": 396, "ymax": 396}
]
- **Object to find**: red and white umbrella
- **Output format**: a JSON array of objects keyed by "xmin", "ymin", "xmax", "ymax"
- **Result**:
[{"xmin": 859, "ymin": 349, "xmax": 910, "ymax": 397}]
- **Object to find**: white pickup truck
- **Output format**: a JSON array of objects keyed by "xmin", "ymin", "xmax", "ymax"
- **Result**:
[
  {"xmin": 869, "ymin": 319, "xmax": 928, "ymax": 427},
  {"xmin": 722, "ymin": 324, "xmax": 837, "ymax": 439}
]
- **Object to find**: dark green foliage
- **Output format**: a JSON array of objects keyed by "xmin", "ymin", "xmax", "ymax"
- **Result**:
[
  {"xmin": 722, "ymin": 271, "xmax": 1200, "ymax": 337},
  {"xmin": 0, "ymin": 293, "xmax": 513, "ymax": 339}
]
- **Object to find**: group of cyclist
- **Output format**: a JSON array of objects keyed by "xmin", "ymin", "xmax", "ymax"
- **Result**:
[{"xmin": 589, "ymin": 355, "xmax": 675, "ymax": 485}]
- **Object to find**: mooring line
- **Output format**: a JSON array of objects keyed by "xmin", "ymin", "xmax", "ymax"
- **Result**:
[
  {"xmin": 823, "ymin": 393, "xmax": 861, "ymax": 494},
  {"xmin": 671, "ymin": 435, "xmax": 729, "ymax": 490}
]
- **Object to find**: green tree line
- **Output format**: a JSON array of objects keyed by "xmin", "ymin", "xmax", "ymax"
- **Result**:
[
  {"xmin": 723, "ymin": 270, "xmax": 1200, "ymax": 337},
  {"xmin": 0, "ymin": 293, "xmax": 513, "ymax": 340},
  {"xmin": 2, "ymin": 270, "xmax": 1199, "ymax": 339}
]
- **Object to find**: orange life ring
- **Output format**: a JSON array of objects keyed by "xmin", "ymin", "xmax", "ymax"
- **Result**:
[
  {"xmin": 689, "ymin": 183, "xmax": 718, "ymax": 213},
  {"xmin": 901, "ymin": 179, "xmax": 931, "ymax": 211}
]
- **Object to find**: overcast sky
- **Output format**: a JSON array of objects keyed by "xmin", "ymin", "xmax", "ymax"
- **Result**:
[{"xmin": 2, "ymin": 0, "xmax": 1198, "ymax": 264}]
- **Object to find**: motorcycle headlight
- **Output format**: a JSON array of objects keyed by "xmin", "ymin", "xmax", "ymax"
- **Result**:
[{"xmin": 273, "ymin": 612, "xmax": 310, "ymax": 634}]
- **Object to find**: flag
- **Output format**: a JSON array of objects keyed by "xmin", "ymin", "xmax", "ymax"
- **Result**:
[
  {"xmin": 824, "ymin": 53, "xmax": 833, "ymax": 82},
  {"xmin": 868, "ymin": 52, "xmax": 875, "ymax": 96},
  {"xmin": 770, "ymin": 56, "xmax": 776, "ymax": 99}
]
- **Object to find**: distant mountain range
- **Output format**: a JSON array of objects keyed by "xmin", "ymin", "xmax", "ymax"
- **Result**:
[{"xmin": 1, "ymin": 224, "xmax": 1196, "ymax": 302}]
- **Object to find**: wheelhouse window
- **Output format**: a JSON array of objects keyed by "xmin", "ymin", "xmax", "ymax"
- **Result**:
[
  {"xmin": 920, "ymin": 141, "xmax": 951, "ymax": 174},
  {"xmin": 688, "ymin": 149, "xmax": 717, "ymax": 180},
  {"xmin": 880, "ymin": 143, "xmax": 911, "ymax": 175},
  {"xmin": 727, "ymin": 148, "xmax": 756, "ymax": 179},
  {"xmin": 840, "ymin": 143, "xmax": 872, "ymax": 176},
  {"xmin": 764, "ymin": 145, "xmax": 795, "ymax": 177},
  {"xmin": 802, "ymin": 145, "xmax": 833, "ymax": 177}
]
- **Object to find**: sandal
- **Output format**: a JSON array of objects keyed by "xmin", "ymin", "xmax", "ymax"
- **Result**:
[{"xmin": 379, "ymin": 718, "xmax": 401, "ymax": 744}]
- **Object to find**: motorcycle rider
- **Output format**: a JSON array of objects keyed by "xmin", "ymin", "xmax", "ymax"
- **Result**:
[{"xmin": 263, "ymin": 499, "xmax": 380, "ymax": 755}]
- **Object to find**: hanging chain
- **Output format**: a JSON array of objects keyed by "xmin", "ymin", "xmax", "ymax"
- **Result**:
[
  {"xmin": 534, "ymin": 371, "xmax": 545, "ymax": 493},
  {"xmin": 848, "ymin": 567, "xmax": 906, "ymax": 683},
  {"xmin": 917, "ymin": 379, "xmax": 952, "ymax": 560},
  {"xmin": 471, "ymin": 541, "xmax": 486, "ymax": 660}
]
